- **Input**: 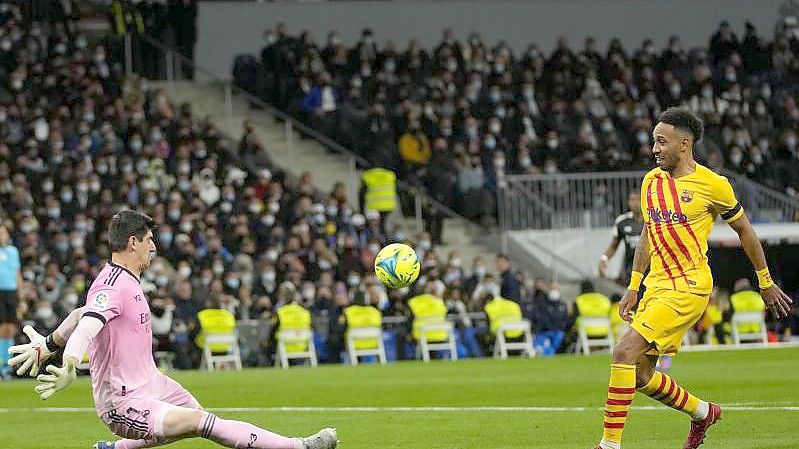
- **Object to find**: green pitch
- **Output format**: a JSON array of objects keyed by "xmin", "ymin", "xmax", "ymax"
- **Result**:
[{"xmin": 1, "ymin": 347, "xmax": 797, "ymax": 448}]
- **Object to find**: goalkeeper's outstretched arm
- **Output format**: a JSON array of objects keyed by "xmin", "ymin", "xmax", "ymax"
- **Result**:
[
  {"xmin": 8, "ymin": 306, "xmax": 86, "ymax": 377},
  {"xmin": 35, "ymin": 315, "xmax": 104, "ymax": 400}
]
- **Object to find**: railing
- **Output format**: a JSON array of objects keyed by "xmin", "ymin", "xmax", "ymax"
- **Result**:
[
  {"xmin": 500, "ymin": 171, "xmax": 645, "ymax": 231},
  {"xmin": 501, "ymin": 169, "xmax": 799, "ymax": 231},
  {"xmin": 123, "ymin": 33, "xmax": 483, "ymax": 236}
]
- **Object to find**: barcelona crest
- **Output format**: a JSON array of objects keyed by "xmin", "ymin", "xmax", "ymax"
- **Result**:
[{"xmin": 680, "ymin": 189, "xmax": 694, "ymax": 203}]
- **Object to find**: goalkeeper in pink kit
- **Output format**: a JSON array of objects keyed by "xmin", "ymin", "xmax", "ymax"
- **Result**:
[{"xmin": 8, "ymin": 210, "xmax": 338, "ymax": 449}]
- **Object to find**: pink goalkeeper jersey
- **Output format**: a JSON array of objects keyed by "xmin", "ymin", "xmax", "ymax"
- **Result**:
[{"xmin": 83, "ymin": 262, "xmax": 159, "ymax": 413}]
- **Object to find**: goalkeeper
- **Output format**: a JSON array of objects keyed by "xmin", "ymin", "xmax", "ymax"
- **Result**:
[{"xmin": 8, "ymin": 210, "xmax": 337, "ymax": 449}]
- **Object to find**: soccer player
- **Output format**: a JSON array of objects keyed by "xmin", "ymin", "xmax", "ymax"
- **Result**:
[
  {"xmin": 598, "ymin": 191, "xmax": 643, "ymax": 286},
  {"xmin": 593, "ymin": 107, "xmax": 793, "ymax": 449},
  {"xmin": 8, "ymin": 210, "xmax": 338, "ymax": 449}
]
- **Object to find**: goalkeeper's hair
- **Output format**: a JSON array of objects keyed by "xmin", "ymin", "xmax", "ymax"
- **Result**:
[{"xmin": 108, "ymin": 210, "xmax": 155, "ymax": 252}]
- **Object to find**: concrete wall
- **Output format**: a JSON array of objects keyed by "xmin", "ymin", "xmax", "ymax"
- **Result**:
[
  {"xmin": 508, "ymin": 223, "xmax": 799, "ymax": 282},
  {"xmin": 198, "ymin": 0, "xmax": 788, "ymax": 80}
]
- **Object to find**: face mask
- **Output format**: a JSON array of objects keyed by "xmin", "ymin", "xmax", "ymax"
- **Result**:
[
  {"xmin": 225, "ymin": 278, "xmax": 240, "ymax": 290},
  {"xmin": 36, "ymin": 307, "xmax": 54, "ymax": 320},
  {"xmin": 168, "ymin": 209, "xmax": 181, "ymax": 222},
  {"xmin": 262, "ymin": 271, "xmax": 276, "ymax": 284},
  {"xmin": 35, "ymin": 120, "xmax": 49, "ymax": 141},
  {"xmin": 670, "ymin": 84, "xmax": 681, "ymax": 97},
  {"xmin": 56, "ymin": 241, "xmax": 69, "ymax": 252},
  {"xmin": 43, "ymin": 180, "xmax": 54, "ymax": 193},
  {"xmin": 489, "ymin": 122, "xmax": 501, "ymax": 134},
  {"xmin": 369, "ymin": 244, "xmax": 380, "ymax": 254},
  {"xmin": 156, "ymin": 275, "xmax": 169, "ymax": 287},
  {"xmin": 159, "ymin": 232, "xmax": 173, "ymax": 246},
  {"xmin": 348, "ymin": 275, "xmax": 361, "ymax": 287},
  {"xmin": 548, "ymin": 290, "xmax": 561, "ymax": 301},
  {"xmin": 179, "ymin": 180, "xmax": 191, "ymax": 192},
  {"xmin": 131, "ymin": 139, "xmax": 143, "ymax": 152},
  {"xmin": 302, "ymin": 288, "xmax": 315, "ymax": 301},
  {"xmin": 75, "ymin": 221, "xmax": 88, "ymax": 232},
  {"xmin": 213, "ymin": 264, "xmax": 225, "ymax": 275},
  {"xmin": 450, "ymin": 258, "xmax": 462, "ymax": 268},
  {"xmin": 220, "ymin": 201, "xmax": 233, "ymax": 213},
  {"xmin": 419, "ymin": 240, "xmax": 431, "ymax": 250},
  {"xmin": 786, "ymin": 136, "xmax": 798, "ymax": 148},
  {"xmin": 318, "ymin": 259, "xmax": 332, "ymax": 270},
  {"xmin": 64, "ymin": 293, "xmax": 78, "ymax": 307},
  {"xmin": 547, "ymin": 139, "xmax": 559, "ymax": 149},
  {"xmin": 11, "ymin": 79, "xmax": 22, "ymax": 90},
  {"xmin": 493, "ymin": 158, "xmax": 505, "ymax": 168},
  {"xmin": 731, "ymin": 152, "xmax": 743, "ymax": 165},
  {"xmin": 268, "ymin": 202, "xmax": 280, "ymax": 214},
  {"xmin": 484, "ymin": 137, "xmax": 496, "ymax": 150},
  {"xmin": 178, "ymin": 266, "xmax": 192, "ymax": 279},
  {"xmin": 485, "ymin": 283, "xmax": 499, "ymax": 297},
  {"xmin": 261, "ymin": 215, "xmax": 275, "ymax": 227},
  {"xmin": 327, "ymin": 206, "xmax": 338, "ymax": 217},
  {"xmin": 48, "ymin": 207, "xmax": 61, "ymax": 218},
  {"xmin": 637, "ymin": 132, "xmax": 649, "ymax": 144},
  {"xmin": 266, "ymin": 249, "xmax": 279, "ymax": 262},
  {"xmin": 475, "ymin": 266, "xmax": 486, "ymax": 277},
  {"xmin": 179, "ymin": 222, "xmax": 192, "ymax": 233}
]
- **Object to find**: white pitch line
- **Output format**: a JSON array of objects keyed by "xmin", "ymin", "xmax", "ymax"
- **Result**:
[{"xmin": 0, "ymin": 405, "xmax": 797, "ymax": 413}]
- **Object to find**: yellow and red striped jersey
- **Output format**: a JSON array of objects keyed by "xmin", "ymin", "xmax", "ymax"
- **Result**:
[{"xmin": 640, "ymin": 163, "xmax": 743, "ymax": 294}]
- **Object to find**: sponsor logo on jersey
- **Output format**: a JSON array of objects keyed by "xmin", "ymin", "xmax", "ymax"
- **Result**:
[{"xmin": 647, "ymin": 208, "xmax": 687, "ymax": 224}]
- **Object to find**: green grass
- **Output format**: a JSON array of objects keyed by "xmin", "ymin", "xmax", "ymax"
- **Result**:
[{"xmin": 1, "ymin": 347, "xmax": 797, "ymax": 448}]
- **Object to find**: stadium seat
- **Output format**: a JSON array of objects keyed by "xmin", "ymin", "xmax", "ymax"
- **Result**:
[
  {"xmin": 346, "ymin": 327, "xmax": 387, "ymax": 365},
  {"xmin": 731, "ymin": 311, "xmax": 768, "ymax": 345},
  {"xmin": 576, "ymin": 317, "xmax": 614, "ymax": 355},
  {"xmin": 196, "ymin": 309, "xmax": 243, "ymax": 371},
  {"xmin": 417, "ymin": 322, "xmax": 458, "ymax": 362},
  {"xmin": 492, "ymin": 320, "xmax": 535, "ymax": 359},
  {"xmin": 275, "ymin": 328, "xmax": 318, "ymax": 368}
]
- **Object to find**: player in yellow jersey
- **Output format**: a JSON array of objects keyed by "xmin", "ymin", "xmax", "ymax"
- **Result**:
[{"xmin": 593, "ymin": 107, "xmax": 793, "ymax": 449}]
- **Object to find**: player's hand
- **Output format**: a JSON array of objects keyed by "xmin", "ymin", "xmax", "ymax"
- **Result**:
[
  {"xmin": 760, "ymin": 284, "xmax": 793, "ymax": 319},
  {"xmin": 598, "ymin": 260, "xmax": 608, "ymax": 278},
  {"xmin": 8, "ymin": 325, "xmax": 56, "ymax": 377},
  {"xmin": 619, "ymin": 289, "xmax": 638, "ymax": 323},
  {"xmin": 35, "ymin": 358, "xmax": 77, "ymax": 400}
]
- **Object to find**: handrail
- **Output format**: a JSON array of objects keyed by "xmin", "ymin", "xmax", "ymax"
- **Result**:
[
  {"xmin": 721, "ymin": 168, "xmax": 799, "ymax": 208},
  {"xmin": 135, "ymin": 33, "xmax": 485, "ymax": 232}
]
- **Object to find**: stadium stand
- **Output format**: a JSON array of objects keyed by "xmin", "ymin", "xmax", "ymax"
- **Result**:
[{"xmin": 1, "ymin": 2, "xmax": 798, "ymax": 379}]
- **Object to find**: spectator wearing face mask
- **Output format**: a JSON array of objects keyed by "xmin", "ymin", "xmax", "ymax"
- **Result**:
[{"xmin": 531, "ymin": 283, "xmax": 568, "ymax": 356}]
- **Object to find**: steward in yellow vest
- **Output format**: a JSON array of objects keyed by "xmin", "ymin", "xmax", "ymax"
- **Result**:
[
  {"xmin": 407, "ymin": 292, "xmax": 448, "ymax": 343},
  {"xmin": 361, "ymin": 168, "xmax": 397, "ymax": 213},
  {"xmin": 575, "ymin": 281, "xmax": 611, "ymax": 338},
  {"xmin": 484, "ymin": 296, "xmax": 523, "ymax": 339},
  {"xmin": 730, "ymin": 278, "xmax": 766, "ymax": 334},
  {"xmin": 343, "ymin": 294, "xmax": 383, "ymax": 350}
]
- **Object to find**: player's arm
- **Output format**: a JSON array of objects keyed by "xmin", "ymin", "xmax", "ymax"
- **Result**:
[
  {"xmin": 36, "ymin": 315, "xmax": 105, "ymax": 400},
  {"xmin": 619, "ymin": 227, "xmax": 650, "ymax": 322},
  {"xmin": 598, "ymin": 234, "xmax": 621, "ymax": 279},
  {"xmin": 8, "ymin": 305, "xmax": 86, "ymax": 376},
  {"xmin": 727, "ymin": 214, "xmax": 793, "ymax": 317}
]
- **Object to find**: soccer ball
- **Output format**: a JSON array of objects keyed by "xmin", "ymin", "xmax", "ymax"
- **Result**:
[{"xmin": 374, "ymin": 243, "xmax": 421, "ymax": 289}]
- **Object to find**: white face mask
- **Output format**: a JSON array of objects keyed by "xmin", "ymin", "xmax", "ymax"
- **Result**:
[{"xmin": 178, "ymin": 266, "xmax": 192, "ymax": 279}]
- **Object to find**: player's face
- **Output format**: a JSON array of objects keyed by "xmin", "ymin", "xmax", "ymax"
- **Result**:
[
  {"xmin": 652, "ymin": 122, "xmax": 690, "ymax": 172},
  {"xmin": 133, "ymin": 230, "xmax": 157, "ymax": 271},
  {"xmin": 628, "ymin": 192, "xmax": 641, "ymax": 212}
]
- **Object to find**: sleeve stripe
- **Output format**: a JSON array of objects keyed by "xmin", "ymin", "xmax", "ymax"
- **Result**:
[
  {"xmin": 83, "ymin": 311, "xmax": 107, "ymax": 325},
  {"xmin": 721, "ymin": 202, "xmax": 742, "ymax": 221}
]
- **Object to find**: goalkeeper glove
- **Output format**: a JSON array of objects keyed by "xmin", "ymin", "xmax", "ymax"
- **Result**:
[
  {"xmin": 8, "ymin": 325, "xmax": 57, "ymax": 377},
  {"xmin": 35, "ymin": 358, "xmax": 77, "ymax": 400}
]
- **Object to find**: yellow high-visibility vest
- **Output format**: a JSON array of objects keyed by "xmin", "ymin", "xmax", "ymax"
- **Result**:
[
  {"xmin": 344, "ymin": 305, "xmax": 382, "ymax": 349},
  {"xmin": 362, "ymin": 168, "xmax": 397, "ymax": 212},
  {"xmin": 277, "ymin": 303, "xmax": 312, "ymax": 352},
  {"xmin": 484, "ymin": 297, "xmax": 523, "ymax": 338},
  {"xmin": 408, "ymin": 294, "xmax": 448, "ymax": 342},
  {"xmin": 730, "ymin": 290, "xmax": 765, "ymax": 333},
  {"xmin": 576, "ymin": 292, "xmax": 611, "ymax": 337},
  {"xmin": 195, "ymin": 309, "xmax": 237, "ymax": 353}
]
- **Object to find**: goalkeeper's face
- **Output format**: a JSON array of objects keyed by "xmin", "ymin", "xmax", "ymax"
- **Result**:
[{"xmin": 134, "ymin": 229, "xmax": 157, "ymax": 272}]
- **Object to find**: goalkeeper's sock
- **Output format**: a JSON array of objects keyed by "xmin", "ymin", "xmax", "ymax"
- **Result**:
[
  {"xmin": 113, "ymin": 438, "xmax": 167, "ymax": 449},
  {"xmin": 198, "ymin": 412, "xmax": 301, "ymax": 449},
  {"xmin": 638, "ymin": 371, "xmax": 708, "ymax": 420},
  {"xmin": 600, "ymin": 363, "xmax": 636, "ymax": 447},
  {"xmin": 0, "ymin": 338, "xmax": 12, "ymax": 377}
]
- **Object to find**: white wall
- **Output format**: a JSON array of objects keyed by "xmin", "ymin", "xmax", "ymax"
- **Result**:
[
  {"xmin": 508, "ymin": 223, "xmax": 799, "ymax": 282},
  {"xmin": 198, "ymin": 0, "xmax": 787, "ymax": 80}
]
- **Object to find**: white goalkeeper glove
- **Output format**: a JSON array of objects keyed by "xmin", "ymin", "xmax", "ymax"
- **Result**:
[
  {"xmin": 8, "ymin": 325, "xmax": 57, "ymax": 377},
  {"xmin": 35, "ymin": 358, "xmax": 77, "ymax": 400}
]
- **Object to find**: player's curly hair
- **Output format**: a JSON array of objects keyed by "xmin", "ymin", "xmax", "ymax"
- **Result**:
[
  {"xmin": 659, "ymin": 107, "xmax": 704, "ymax": 144},
  {"xmin": 108, "ymin": 210, "xmax": 155, "ymax": 252}
]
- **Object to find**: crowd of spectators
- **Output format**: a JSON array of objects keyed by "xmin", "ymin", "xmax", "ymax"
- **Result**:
[
  {"xmin": 0, "ymin": 3, "xmax": 576, "ymax": 369},
  {"xmin": 245, "ymin": 19, "xmax": 799, "ymax": 221}
]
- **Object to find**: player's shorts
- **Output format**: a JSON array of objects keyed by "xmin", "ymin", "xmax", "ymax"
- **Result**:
[
  {"xmin": 100, "ymin": 374, "xmax": 202, "ymax": 440},
  {"xmin": 631, "ymin": 286, "xmax": 709, "ymax": 356},
  {"xmin": 0, "ymin": 290, "xmax": 17, "ymax": 322}
]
